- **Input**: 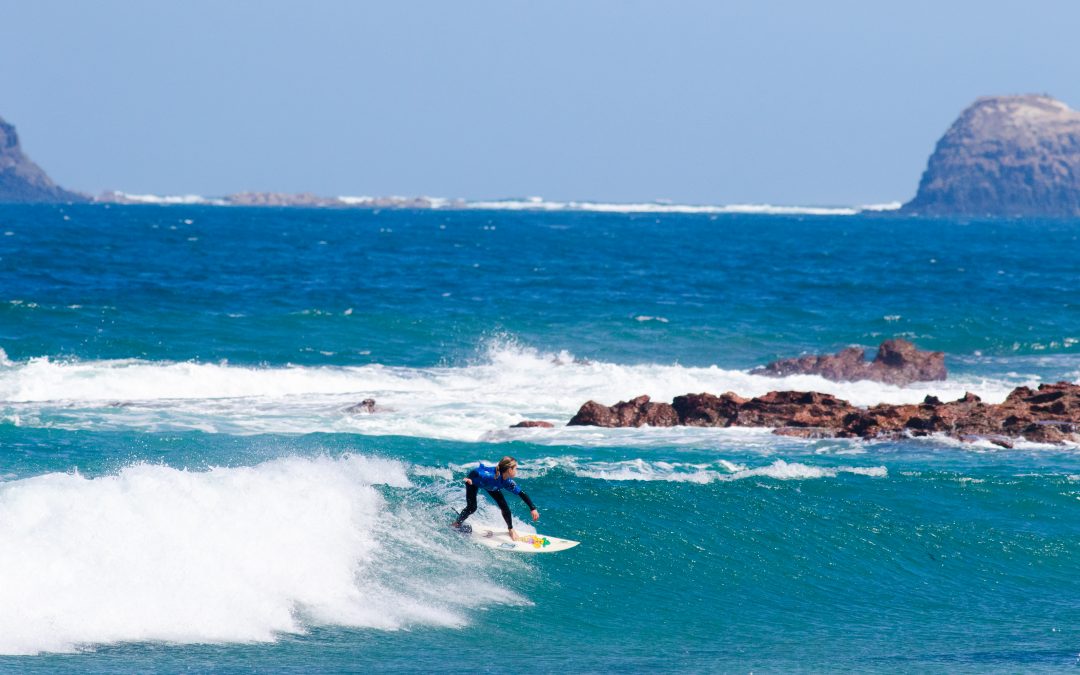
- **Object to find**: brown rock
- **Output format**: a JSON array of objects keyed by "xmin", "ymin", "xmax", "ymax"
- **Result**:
[
  {"xmin": 959, "ymin": 434, "xmax": 1015, "ymax": 449},
  {"xmin": 773, "ymin": 426, "xmax": 838, "ymax": 439},
  {"xmin": 343, "ymin": 398, "xmax": 378, "ymax": 413},
  {"xmin": 671, "ymin": 392, "xmax": 744, "ymax": 427},
  {"xmin": 511, "ymin": 420, "xmax": 554, "ymax": 428},
  {"xmin": 737, "ymin": 391, "xmax": 859, "ymax": 429},
  {"xmin": 752, "ymin": 339, "xmax": 945, "ymax": 385},
  {"xmin": 1021, "ymin": 422, "xmax": 1071, "ymax": 444},
  {"xmin": 567, "ymin": 395, "xmax": 679, "ymax": 427},
  {"xmin": 567, "ymin": 382, "xmax": 1080, "ymax": 446},
  {"xmin": 870, "ymin": 340, "xmax": 947, "ymax": 385},
  {"xmin": 751, "ymin": 346, "xmax": 866, "ymax": 380}
]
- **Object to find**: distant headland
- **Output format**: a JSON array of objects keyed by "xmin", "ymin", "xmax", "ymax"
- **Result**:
[
  {"xmin": 901, "ymin": 95, "xmax": 1080, "ymax": 217},
  {"xmin": 0, "ymin": 117, "xmax": 86, "ymax": 203},
  {"xmin": 5, "ymin": 95, "xmax": 1080, "ymax": 216}
]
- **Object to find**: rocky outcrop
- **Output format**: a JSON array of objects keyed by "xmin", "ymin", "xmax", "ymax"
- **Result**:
[
  {"xmin": 567, "ymin": 382, "xmax": 1080, "ymax": 446},
  {"xmin": 568, "ymin": 395, "xmax": 680, "ymax": 427},
  {"xmin": 510, "ymin": 420, "xmax": 555, "ymax": 428},
  {"xmin": 902, "ymin": 95, "xmax": 1080, "ymax": 217},
  {"xmin": 0, "ymin": 117, "xmax": 85, "ymax": 203},
  {"xmin": 343, "ymin": 398, "xmax": 378, "ymax": 413},
  {"xmin": 751, "ymin": 339, "xmax": 946, "ymax": 385},
  {"xmin": 225, "ymin": 192, "xmax": 338, "ymax": 207}
]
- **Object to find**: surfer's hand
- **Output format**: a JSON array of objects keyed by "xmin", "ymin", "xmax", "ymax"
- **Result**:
[
  {"xmin": 464, "ymin": 477, "xmax": 472, "ymax": 485},
  {"xmin": 530, "ymin": 509, "xmax": 540, "ymax": 521}
]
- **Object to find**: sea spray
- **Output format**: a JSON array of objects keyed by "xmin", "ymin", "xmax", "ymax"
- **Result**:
[{"xmin": 0, "ymin": 454, "xmax": 521, "ymax": 655}]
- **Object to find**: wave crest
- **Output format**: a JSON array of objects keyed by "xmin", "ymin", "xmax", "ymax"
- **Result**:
[{"xmin": 0, "ymin": 455, "xmax": 521, "ymax": 655}]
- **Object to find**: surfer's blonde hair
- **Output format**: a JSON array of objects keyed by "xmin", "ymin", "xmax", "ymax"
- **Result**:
[{"xmin": 497, "ymin": 456, "xmax": 518, "ymax": 474}]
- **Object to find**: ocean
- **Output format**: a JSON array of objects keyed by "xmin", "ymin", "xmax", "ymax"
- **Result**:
[{"xmin": 0, "ymin": 204, "xmax": 1077, "ymax": 672}]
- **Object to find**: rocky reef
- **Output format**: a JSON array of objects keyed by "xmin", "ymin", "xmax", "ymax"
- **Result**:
[
  {"xmin": 751, "ymin": 339, "xmax": 945, "ymax": 386},
  {"xmin": 567, "ymin": 382, "xmax": 1080, "ymax": 447},
  {"xmin": 902, "ymin": 95, "xmax": 1080, "ymax": 217},
  {"xmin": 0, "ymin": 117, "xmax": 85, "ymax": 203}
]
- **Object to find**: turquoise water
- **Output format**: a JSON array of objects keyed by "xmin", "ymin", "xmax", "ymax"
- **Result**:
[{"xmin": 0, "ymin": 205, "xmax": 1078, "ymax": 671}]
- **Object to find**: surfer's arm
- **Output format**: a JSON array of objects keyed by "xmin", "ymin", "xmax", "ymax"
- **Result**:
[{"xmin": 518, "ymin": 491, "xmax": 540, "ymax": 521}]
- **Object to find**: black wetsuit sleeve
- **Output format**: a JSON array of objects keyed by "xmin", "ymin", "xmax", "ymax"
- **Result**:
[{"xmin": 518, "ymin": 491, "xmax": 536, "ymax": 511}]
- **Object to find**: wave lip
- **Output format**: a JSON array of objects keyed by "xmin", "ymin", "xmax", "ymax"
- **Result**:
[{"xmin": 0, "ymin": 455, "xmax": 520, "ymax": 655}]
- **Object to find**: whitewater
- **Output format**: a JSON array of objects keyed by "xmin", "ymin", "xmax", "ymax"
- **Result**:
[
  {"xmin": 0, "ymin": 205, "xmax": 1077, "ymax": 671},
  {"xmin": 0, "ymin": 341, "xmax": 1046, "ymax": 442}
]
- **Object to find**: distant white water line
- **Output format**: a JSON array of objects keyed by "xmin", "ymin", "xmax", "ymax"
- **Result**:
[
  {"xmin": 858, "ymin": 201, "xmax": 903, "ymax": 212},
  {"xmin": 96, "ymin": 192, "xmax": 899, "ymax": 216},
  {"xmin": 458, "ymin": 197, "xmax": 861, "ymax": 216},
  {"xmin": 104, "ymin": 192, "xmax": 225, "ymax": 206}
]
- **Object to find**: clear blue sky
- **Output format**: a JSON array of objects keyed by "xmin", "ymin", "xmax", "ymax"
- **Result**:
[{"xmin": 2, "ymin": 1, "xmax": 1078, "ymax": 205}]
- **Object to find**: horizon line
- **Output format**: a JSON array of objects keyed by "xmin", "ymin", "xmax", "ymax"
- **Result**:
[{"xmin": 93, "ymin": 191, "xmax": 905, "ymax": 216}]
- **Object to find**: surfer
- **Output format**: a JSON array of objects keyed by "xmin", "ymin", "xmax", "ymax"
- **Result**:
[{"xmin": 451, "ymin": 456, "xmax": 539, "ymax": 540}]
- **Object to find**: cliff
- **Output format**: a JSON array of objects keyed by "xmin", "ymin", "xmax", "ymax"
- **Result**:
[
  {"xmin": 0, "ymin": 117, "xmax": 85, "ymax": 203},
  {"xmin": 902, "ymin": 95, "xmax": 1080, "ymax": 217}
]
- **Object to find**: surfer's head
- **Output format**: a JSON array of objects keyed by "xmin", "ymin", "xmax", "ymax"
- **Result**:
[{"xmin": 497, "ymin": 456, "xmax": 518, "ymax": 478}]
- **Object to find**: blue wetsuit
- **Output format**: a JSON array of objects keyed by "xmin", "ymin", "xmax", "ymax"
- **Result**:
[{"xmin": 453, "ymin": 463, "xmax": 537, "ymax": 529}]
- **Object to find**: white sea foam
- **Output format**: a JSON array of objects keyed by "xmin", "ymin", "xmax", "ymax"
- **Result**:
[
  {"xmin": 0, "ymin": 454, "xmax": 522, "ymax": 655},
  {"xmin": 729, "ymin": 460, "xmax": 887, "ymax": 480},
  {"xmin": 336, "ymin": 195, "xmax": 376, "ymax": 205},
  {"xmin": 907, "ymin": 432, "xmax": 1078, "ymax": 453},
  {"xmin": 442, "ymin": 456, "xmax": 885, "ymax": 483},
  {"xmin": 488, "ymin": 457, "xmax": 887, "ymax": 483},
  {"xmin": 0, "ymin": 341, "xmax": 1043, "ymax": 443},
  {"xmin": 858, "ymin": 201, "xmax": 903, "ymax": 212},
  {"xmin": 99, "ymin": 191, "xmax": 885, "ymax": 216},
  {"xmin": 108, "ymin": 192, "xmax": 219, "ymax": 205},
  {"xmin": 459, "ymin": 197, "xmax": 860, "ymax": 216}
]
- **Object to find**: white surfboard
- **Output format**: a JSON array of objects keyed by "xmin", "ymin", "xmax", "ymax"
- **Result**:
[{"xmin": 468, "ymin": 527, "xmax": 579, "ymax": 553}]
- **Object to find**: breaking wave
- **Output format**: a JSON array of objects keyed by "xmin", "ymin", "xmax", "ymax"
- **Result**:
[
  {"xmin": 0, "ymin": 454, "xmax": 523, "ymax": 655},
  {"xmin": 0, "ymin": 339, "xmax": 1044, "ymax": 443}
]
